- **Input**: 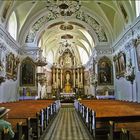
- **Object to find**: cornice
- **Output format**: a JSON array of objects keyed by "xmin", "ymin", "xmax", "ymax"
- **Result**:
[{"xmin": 113, "ymin": 16, "xmax": 140, "ymax": 51}]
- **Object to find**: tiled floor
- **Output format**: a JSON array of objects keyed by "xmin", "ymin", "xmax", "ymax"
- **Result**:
[{"xmin": 42, "ymin": 104, "xmax": 92, "ymax": 140}]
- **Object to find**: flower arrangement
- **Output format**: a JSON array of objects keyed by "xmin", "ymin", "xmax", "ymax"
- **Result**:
[{"xmin": 124, "ymin": 59, "xmax": 135, "ymax": 84}]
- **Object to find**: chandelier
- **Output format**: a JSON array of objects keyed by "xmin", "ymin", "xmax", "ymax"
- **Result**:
[
  {"xmin": 46, "ymin": 0, "xmax": 81, "ymax": 17},
  {"xmin": 58, "ymin": 40, "xmax": 72, "ymax": 55},
  {"xmin": 35, "ymin": 49, "xmax": 47, "ymax": 66}
]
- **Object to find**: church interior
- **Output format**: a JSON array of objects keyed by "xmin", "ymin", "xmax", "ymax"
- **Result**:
[{"xmin": 1, "ymin": 0, "xmax": 140, "ymax": 140}]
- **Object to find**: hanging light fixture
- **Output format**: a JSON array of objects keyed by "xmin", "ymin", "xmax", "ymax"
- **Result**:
[
  {"xmin": 35, "ymin": 49, "xmax": 47, "ymax": 66},
  {"xmin": 58, "ymin": 39, "xmax": 71, "ymax": 55},
  {"xmin": 46, "ymin": 0, "xmax": 81, "ymax": 17}
]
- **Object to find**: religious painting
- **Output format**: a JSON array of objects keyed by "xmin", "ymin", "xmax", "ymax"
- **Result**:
[
  {"xmin": 135, "ymin": 43, "xmax": 140, "ymax": 71},
  {"xmin": 98, "ymin": 56, "xmax": 113, "ymax": 85},
  {"xmin": 113, "ymin": 55, "xmax": 120, "ymax": 78},
  {"xmin": 0, "ymin": 51, "xmax": 5, "ymax": 74},
  {"xmin": 13, "ymin": 56, "xmax": 20, "ymax": 80},
  {"xmin": 20, "ymin": 57, "xmax": 35, "ymax": 86},
  {"xmin": 118, "ymin": 52, "xmax": 126, "ymax": 76},
  {"xmin": 6, "ymin": 53, "xmax": 14, "ymax": 78}
]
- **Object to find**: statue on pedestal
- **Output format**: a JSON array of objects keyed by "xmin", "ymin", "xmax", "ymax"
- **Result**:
[
  {"xmin": 65, "ymin": 73, "xmax": 71, "ymax": 93},
  {"xmin": 66, "ymin": 73, "xmax": 70, "ymax": 84}
]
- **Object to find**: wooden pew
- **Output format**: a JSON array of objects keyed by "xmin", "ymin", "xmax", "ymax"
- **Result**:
[
  {"xmin": 108, "ymin": 119, "xmax": 140, "ymax": 140},
  {"xmin": 7, "ymin": 118, "xmax": 32, "ymax": 140},
  {"xmin": 120, "ymin": 128, "xmax": 129, "ymax": 140},
  {"xmin": 0, "ymin": 100, "xmax": 57, "ymax": 140},
  {"xmin": 0, "ymin": 131, "xmax": 12, "ymax": 140},
  {"xmin": 76, "ymin": 99, "xmax": 140, "ymax": 140},
  {"xmin": 129, "ymin": 130, "xmax": 140, "ymax": 140}
]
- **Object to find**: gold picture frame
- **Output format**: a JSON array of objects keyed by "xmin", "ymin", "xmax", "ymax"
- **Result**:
[
  {"xmin": 98, "ymin": 56, "xmax": 113, "ymax": 85},
  {"xmin": 20, "ymin": 57, "xmax": 36, "ymax": 86},
  {"xmin": 113, "ymin": 55, "xmax": 120, "ymax": 79},
  {"xmin": 6, "ymin": 53, "xmax": 14, "ymax": 79},
  {"xmin": 118, "ymin": 51, "xmax": 126, "ymax": 76}
]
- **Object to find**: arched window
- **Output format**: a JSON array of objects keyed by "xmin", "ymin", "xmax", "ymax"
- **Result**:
[
  {"xmin": 78, "ymin": 47, "xmax": 89, "ymax": 65},
  {"xmin": 136, "ymin": 0, "xmax": 140, "ymax": 17},
  {"xmin": 7, "ymin": 12, "xmax": 17, "ymax": 40},
  {"xmin": 47, "ymin": 51, "xmax": 54, "ymax": 64}
]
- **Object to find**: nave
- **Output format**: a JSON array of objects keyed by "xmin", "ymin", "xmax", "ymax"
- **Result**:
[{"xmin": 41, "ymin": 104, "xmax": 92, "ymax": 140}]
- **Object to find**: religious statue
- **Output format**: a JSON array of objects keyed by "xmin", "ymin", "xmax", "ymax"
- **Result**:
[
  {"xmin": 66, "ymin": 73, "xmax": 70, "ymax": 84},
  {"xmin": 65, "ymin": 72, "xmax": 71, "ymax": 93}
]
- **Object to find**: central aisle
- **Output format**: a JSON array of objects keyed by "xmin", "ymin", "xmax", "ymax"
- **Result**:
[{"xmin": 42, "ymin": 103, "xmax": 92, "ymax": 140}]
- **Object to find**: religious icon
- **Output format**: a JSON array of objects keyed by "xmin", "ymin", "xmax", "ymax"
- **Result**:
[
  {"xmin": 20, "ymin": 57, "xmax": 35, "ymax": 86},
  {"xmin": 98, "ymin": 56, "xmax": 113, "ymax": 85},
  {"xmin": 118, "ymin": 52, "xmax": 126, "ymax": 75},
  {"xmin": 6, "ymin": 53, "xmax": 14, "ymax": 78}
]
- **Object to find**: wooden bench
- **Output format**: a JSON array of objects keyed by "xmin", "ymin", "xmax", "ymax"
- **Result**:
[
  {"xmin": 0, "ymin": 100, "xmax": 57, "ymax": 140},
  {"xmin": 76, "ymin": 99, "xmax": 140, "ymax": 140}
]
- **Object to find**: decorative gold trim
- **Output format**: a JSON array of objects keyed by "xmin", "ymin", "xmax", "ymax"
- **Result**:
[
  {"xmin": 6, "ymin": 52, "xmax": 14, "ymax": 78},
  {"xmin": 118, "ymin": 51, "xmax": 126, "ymax": 76},
  {"xmin": 20, "ymin": 57, "xmax": 36, "ymax": 86},
  {"xmin": 98, "ymin": 56, "xmax": 113, "ymax": 85}
]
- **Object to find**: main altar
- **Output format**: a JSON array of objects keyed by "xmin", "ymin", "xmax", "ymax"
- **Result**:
[{"xmin": 51, "ymin": 49, "xmax": 84, "ymax": 96}]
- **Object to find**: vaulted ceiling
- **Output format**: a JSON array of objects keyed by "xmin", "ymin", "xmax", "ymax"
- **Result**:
[{"xmin": 0, "ymin": 0, "xmax": 136, "ymax": 65}]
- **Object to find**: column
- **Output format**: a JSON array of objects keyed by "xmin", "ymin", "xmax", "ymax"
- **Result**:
[
  {"xmin": 53, "ymin": 68, "xmax": 55, "ymax": 85},
  {"xmin": 61, "ymin": 69, "xmax": 63, "ymax": 89},
  {"xmin": 73, "ymin": 57, "xmax": 75, "ymax": 66},
  {"xmin": 56, "ymin": 68, "xmax": 58, "ymax": 88},
  {"xmin": 77, "ymin": 68, "xmax": 79, "ymax": 87},
  {"xmin": 73, "ymin": 69, "xmax": 75, "ymax": 88},
  {"xmin": 81, "ymin": 68, "xmax": 83, "ymax": 85}
]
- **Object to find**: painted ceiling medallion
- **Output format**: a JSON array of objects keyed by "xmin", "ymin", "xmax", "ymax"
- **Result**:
[
  {"xmin": 61, "ymin": 34, "xmax": 73, "ymax": 39},
  {"xmin": 46, "ymin": 0, "xmax": 81, "ymax": 17},
  {"xmin": 60, "ymin": 24, "xmax": 73, "ymax": 30}
]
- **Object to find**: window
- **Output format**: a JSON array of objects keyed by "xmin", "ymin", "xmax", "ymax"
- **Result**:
[
  {"xmin": 7, "ymin": 12, "xmax": 17, "ymax": 40},
  {"xmin": 136, "ymin": 0, "xmax": 140, "ymax": 17},
  {"xmin": 78, "ymin": 47, "xmax": 89, "ymax": 65},
  {"xmin": 47, "ymin": 51, "xmax": 54, "ymax": 64}
]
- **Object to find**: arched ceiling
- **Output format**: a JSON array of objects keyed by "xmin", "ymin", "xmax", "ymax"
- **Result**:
[{"xmin": 0, "ymin": 0, "xmax": 136, "ymax": 65}]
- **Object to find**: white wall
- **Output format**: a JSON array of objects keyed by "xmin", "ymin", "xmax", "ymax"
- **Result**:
[
  {"xmin": 0, "ymin": 80, "xmax": 19, "ymax": 102},
  {"xmin": 0, "ymin": 25, "xmax": 20, "ymax": 103},
  {"xmin": 113, "ymin": 16, "xmax": 140, "ymax": 102}
]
